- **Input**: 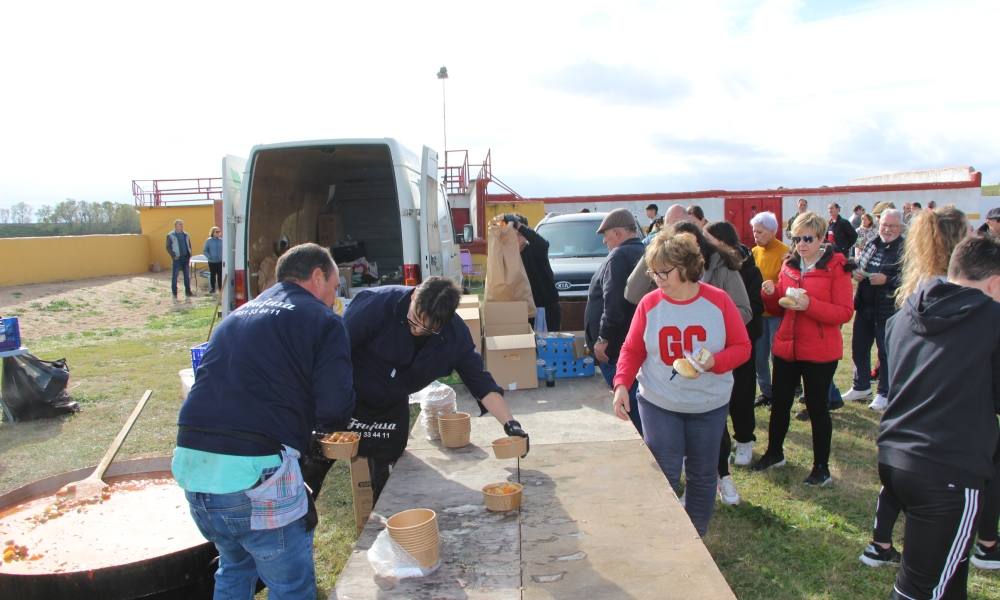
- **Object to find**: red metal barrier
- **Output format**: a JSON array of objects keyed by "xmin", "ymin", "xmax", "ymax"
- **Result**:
[{"xmin": 132, "ymin": 178, "xmax": 222, "ymax": 207}]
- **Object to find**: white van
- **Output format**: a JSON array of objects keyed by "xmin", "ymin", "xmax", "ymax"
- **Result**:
[{"xmin": 220, "ymin": 139, "xmax": 462, "ymax": 315}]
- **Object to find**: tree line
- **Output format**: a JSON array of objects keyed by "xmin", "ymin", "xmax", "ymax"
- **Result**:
[{"xmin": 0, "ymin": 200, "xmax": 140, "ymax": 237}]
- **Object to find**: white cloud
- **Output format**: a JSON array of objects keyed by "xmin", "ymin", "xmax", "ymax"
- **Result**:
[{"xmin": 1, "ymin": 0, "xmax": 998, "ymax": 211}]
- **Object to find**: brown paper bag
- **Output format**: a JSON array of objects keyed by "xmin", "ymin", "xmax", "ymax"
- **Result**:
[{"xmin": 485, "ymin": 219, "xmax": 537, "ymax": 317}]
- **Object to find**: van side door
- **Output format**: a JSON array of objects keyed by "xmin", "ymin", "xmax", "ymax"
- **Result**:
[
  {"xmin": 419, "ymin": 146, "xmax": 443, "ymax": 278},
  {"xmin": 221, "ymin": 154, "xmax": 247, "ymax": 315}
]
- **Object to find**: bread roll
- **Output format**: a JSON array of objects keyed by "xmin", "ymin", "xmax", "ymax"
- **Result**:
[
  {"xmin": 672, "ymin": 358, "xmax": 699, "ymax": 379},
  {"xmin": 778, "ymin": 296, "xmax": 799, "ymax": 309}
]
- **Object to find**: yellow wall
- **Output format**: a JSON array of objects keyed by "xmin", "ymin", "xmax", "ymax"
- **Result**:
[
  {"xmin": 0, "ymin": 235, "xmax": 150, "ymax": 286},
  {"xmin": 139, "ymin": 205, "xmax": 217, "ymax": 270},
  {"xmin": 485, "ymin": 201, "xmax": 546, "ymax": 228}
]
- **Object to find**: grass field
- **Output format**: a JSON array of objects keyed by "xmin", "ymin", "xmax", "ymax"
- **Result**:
[{"xmin": 1, "ymin": 286, "xmax": 997, "ymax": 598}]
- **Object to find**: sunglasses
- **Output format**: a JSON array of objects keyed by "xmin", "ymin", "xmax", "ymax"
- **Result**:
[
  {"xmin": 791, "ymin": 235, "xmax": 815, "ymax": 244},
  {"xmin": 406, "ymin": 315, "xmax": 441, "ymax": 336},
  {"xmin": 646, "ymin": 267, "xmax": 676, "ymax": 280}
]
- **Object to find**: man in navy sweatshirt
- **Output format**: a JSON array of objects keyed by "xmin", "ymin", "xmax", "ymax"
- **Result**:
[
  {"xmin": 343, "ymin": 277, "xmax": 529, "ymax": 500},
  {"xmin": 172, "ymin": 243, "xmax": 355, "ymax": 599},
  {"xmin": 876, "ymin": 234, "xmax": 1000, "ymax": 600}
]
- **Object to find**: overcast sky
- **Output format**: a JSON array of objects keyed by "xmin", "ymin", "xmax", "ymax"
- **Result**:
[{"xmin": 2, "ymin": 0, "xmax": 997, "ymax": 210}]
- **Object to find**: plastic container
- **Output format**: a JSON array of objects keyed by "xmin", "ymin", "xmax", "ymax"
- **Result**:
[
  {"xmin": 190, "ymin": 342, "xmax": 210, "ymax": 372},
  {"xmin": 491, "ymin": 436, "xmax": 527, "ymax": 459},
  {"xmin": 0, "ymin": 317, "xmax": 21, "ymax": 352},
  {"xmin": 535, "ymin": 334, "xmax": 595, "ymax": 379},
  {"xmin": 319, "ymin": 432, "xmax": 360, "ymax": 460},
  {"xmin": 482, "ymin": 482, "xmax": 523, "ymax": 512}
]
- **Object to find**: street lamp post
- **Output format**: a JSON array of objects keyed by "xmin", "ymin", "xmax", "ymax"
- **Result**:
[{"xmin": 436, "ymin": 66, "xmax": 448, "ymax": 186}]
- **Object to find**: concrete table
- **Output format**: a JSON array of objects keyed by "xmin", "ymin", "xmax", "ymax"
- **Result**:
[{"xmin": 331, "ymin": 377, "xmax": 734, "ymax": 599}]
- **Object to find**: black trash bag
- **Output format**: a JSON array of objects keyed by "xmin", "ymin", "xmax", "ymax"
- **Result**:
[{"xmin": 1, "ymin": 354, "xmax": 79, "ymax": 422}]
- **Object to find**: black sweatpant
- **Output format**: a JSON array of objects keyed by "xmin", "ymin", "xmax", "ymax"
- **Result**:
[
  {"xmin": 879, "ymin": 463, "xmax": 981, "ymax": 600},
  {"xmin": 979, "ymin": 469, "xmax": 1000, "ymax": 543},
  {"xmin": 873, "ymin": 484, "xmax": 903, "ymax": 545},
  {"xmin": 718, "ymin": 349, "xmax": 757, "ymax": 477},
  {"xmin": 766, "ymin": 356, "xmax": 837, "ymax": 467}
]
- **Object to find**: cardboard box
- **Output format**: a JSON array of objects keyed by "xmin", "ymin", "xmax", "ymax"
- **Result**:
[
  {"xmin": 482, "ymin": 301, "xmax": 538, "ymax": 390},
  {"xmin": 350, "ymin": 456, "xmax": 374, "ymax": 535},
  {"xmin": 457, "ymin": 307, "xmax": 482, "ymax": 354},
  {"xmin": 459, "ymin": 294, "xmax": 480, "ymax": 310}
]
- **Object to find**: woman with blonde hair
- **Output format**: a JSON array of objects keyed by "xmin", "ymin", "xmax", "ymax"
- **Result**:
[
  {"xmin": 894, "ymin": 206, "xmax": 968, "ymax": 306},
  {"xmin": 752, "ymin": 212, "xmax": 854, "ymax": 486},
  {"xmin": 613, "ymin": 230, "xmax": 751, "ymax": 535},
  {"xmin": 203, "ymin": 226, "xmax": 223, "ymax": 294}
]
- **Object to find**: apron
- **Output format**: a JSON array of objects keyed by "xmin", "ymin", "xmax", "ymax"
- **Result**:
[{"xmin": 348, "ymin": 395, "xmax": 411, "ymax": 461}]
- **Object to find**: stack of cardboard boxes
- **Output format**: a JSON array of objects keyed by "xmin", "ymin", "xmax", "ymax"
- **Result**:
[{"xmin": 456, "ymin": 297, "xmax": 539, "ymax": 391}]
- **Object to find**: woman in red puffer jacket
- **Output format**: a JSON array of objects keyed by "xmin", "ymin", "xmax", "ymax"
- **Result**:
[{"xmin": 750, "ymin": 211, "xmax": 854, "ymax": 486}]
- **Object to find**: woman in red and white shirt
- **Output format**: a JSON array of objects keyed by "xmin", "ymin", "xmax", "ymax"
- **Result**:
[{"xmin": 613, "ymin": 231, "xmax": 751, "ymax": 536}]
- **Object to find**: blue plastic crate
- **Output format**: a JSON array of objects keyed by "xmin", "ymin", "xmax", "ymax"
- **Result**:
[
  {"xmin": 0, "ymin": 317, "xmax": 21, "ymax": 353},
  {"xmin": 535, "ymin": 334, "xmax": 595, "ymax": 379},
  {"xmin": 190, "ymin": 342, "xmax": 210, "ymax": 374}
]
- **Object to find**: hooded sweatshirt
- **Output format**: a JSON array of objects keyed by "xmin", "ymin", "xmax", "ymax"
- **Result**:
[{"xmin": 877, "ymin": 279, "xmax": 1000, "ymax": 488}]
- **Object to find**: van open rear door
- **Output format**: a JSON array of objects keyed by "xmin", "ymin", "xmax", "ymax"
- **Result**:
[
  {"xmin": 221, "ymin": 155, "xmax": 247, "ymax": 314},
  {"xmin": 418, "ymin": 146, "xmax": 444, "ymax": 279}
]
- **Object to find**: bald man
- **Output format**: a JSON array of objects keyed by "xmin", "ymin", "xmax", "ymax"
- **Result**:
[{"xmin": 664, "ymin": 204, "xmax": 690, "ymax": 225}]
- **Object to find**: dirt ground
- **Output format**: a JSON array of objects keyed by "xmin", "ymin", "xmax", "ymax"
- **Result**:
[{"xmin": 0, "ymin": 272, "xmax": 216, "ymax": 340}]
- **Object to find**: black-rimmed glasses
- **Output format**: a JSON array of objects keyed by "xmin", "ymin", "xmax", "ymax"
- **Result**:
[
  {"xmin": 646, "ymin": 267, "xmax": 676, "ymax": 281},
  {"xmin": 407, "ymin": 316, "xmax": 441, "ymax": 336}
]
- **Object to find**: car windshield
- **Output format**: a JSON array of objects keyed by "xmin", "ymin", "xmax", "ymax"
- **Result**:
[{"xmin": 536, "ymin": 221, "xmax": 609, "ymax": 258}]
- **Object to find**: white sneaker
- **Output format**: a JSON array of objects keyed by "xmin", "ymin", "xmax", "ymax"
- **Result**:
[
  {"xmin": 734, "ymin": 441, "xmax": 754, "ymax": 466},
  {"xmin": 843, "ymin": 387, "xmax": 872, "ymax": 402},
  {"xmin": 868, "ymin": 394, "xmax": 888, "ymax": 412},
  {"xmin": 718, "ymin": 476, "xmax": 741, "ymax": 505}
]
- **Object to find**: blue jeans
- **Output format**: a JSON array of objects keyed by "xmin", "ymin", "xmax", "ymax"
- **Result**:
[
  {"xmin": 851, "ymin": 307, "xmax": 889, "ymax": 396},
  {"xmin": 754, "ymin": 316, "xmax": 782, "ymax": 397},
  {"xmin": 172, "ymin": 257, "xmax": 192, "ymax": 296},
  {"xmin": 599, "ymin": 361, "xmax": 642, "ymax": 436},
  {"xmin": 185, "ymin": 490, "xmax": 316, "ymax": 600},
  {"xmin": 638, "ymin": 398, "xmax": 728, "ymax": 536}
]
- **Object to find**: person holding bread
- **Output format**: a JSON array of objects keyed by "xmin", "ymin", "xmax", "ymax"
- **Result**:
[
  {"xmin": 751, "ymin": 211, "xmax": 854, "ymax": 486},
  {"xmin": 612, "ymin": 229, "xmax": 751, "ymax": 536}
]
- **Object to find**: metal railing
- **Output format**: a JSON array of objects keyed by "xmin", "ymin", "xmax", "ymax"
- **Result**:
[
  {"xmin": 443, "ymin": 150, "xmax": 469, "ymax": 194},
  {"xmin": 132, "ymin": 178, "xmax": 222, "ymax": 207}
]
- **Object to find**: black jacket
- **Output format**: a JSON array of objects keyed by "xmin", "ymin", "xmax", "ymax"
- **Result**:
[
  {"xmin": 516, "ymin": 224, "xmax": 559, "ymax": 308},
  {"xmin": 826, "ymin": 215, "xmax": 858, "ymax": 257},
  {"xmin": 855, "ymin": 235, "xmax": 904, "ymax": 320},
  {"xmin": 878, "ymin": 279, "xmax": 1000, "ymax": 488},
  {"xmin": 584, "ymin": 237, "xmax": 645, "ymax": 362},
  {"xmin": 738, "ymin": 244, "xmax": 764, "ymax": 341},
  {"xmin": 177, "ymin": 282, "xmax": 355, "ymax": 456}
]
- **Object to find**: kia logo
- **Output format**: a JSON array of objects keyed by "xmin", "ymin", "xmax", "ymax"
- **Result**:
[{"xmin": 555, "ymin": 281, "xmax": 572, "ymax": 291}]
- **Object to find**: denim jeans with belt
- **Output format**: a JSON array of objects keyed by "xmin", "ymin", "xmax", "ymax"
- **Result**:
[{"xmin": 185, "ymin": 489, "xmax": 315, "ymax": 600}]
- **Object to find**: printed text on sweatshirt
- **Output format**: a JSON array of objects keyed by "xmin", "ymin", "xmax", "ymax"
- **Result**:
[{"xmin": 613, "ymin": 283, "xmax": 751, "ymax": 414}]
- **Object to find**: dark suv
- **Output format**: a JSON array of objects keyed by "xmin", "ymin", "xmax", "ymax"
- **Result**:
[{"xmin": 535, "ymin": 212, "xmax": 620, "ymax": 299}]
